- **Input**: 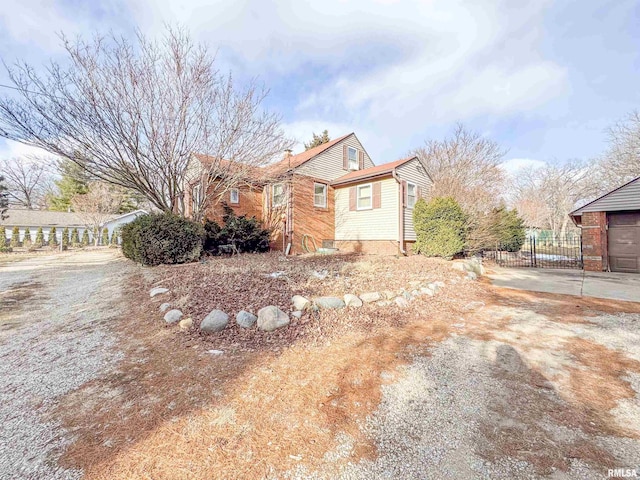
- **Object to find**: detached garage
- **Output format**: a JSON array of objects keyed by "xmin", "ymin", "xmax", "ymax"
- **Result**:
[{"xmin": 570, "ymin": 176, "xmax": 640, "ymax": 273}]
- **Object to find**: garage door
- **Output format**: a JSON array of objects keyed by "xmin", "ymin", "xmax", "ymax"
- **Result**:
[{"xmin": 608, "ymin": 212, "xmax": 640, "ymax": 273}]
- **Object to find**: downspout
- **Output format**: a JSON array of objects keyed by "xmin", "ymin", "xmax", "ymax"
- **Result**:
[{"xmin": 392, "ymin": 170, "xmax": 406, "ymax": 255}]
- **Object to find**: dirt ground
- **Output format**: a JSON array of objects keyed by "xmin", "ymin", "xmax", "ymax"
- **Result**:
[{"xmin": 1, "ymin": 251, "xmax": 639, "ymax": 479}]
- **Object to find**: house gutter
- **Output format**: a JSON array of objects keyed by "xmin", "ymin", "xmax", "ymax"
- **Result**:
[{"xmin": 392, "ymin": 169, "xmax": 406, "ymax": 255}]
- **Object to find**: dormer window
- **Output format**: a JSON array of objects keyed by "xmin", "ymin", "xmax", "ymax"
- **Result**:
[{"xmin": 347, "ymin": 147, "xmax": 358, "ymax": 170}]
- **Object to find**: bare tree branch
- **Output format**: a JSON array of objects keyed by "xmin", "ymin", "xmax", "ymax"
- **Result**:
[{"xmin": 0, "ymin": 156, "xmax": 54, "ymax": 209}]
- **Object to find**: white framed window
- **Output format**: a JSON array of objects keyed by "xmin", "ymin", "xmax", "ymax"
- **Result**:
[
  {"xmin": 407, "ymin": 182, "xmax": 417, "ymax": 208},
  {"xmin": 314, "ymin": 183, "xmax": 327, "ymax": 208},
  {"xmin": 230, "ymin": 188, "xmax": 239, "ymax": 204},
  {"xmin": 357, "ymin": 183, "xmax": 372, "ymax": 210},
  {"xmin": 348, "ymin": 146, "xmax": 359, "ymax": 170},
  {"xmin": 272, "ymin": 183, "xmax": 285, "ymax": 207},
  {"xmin": 192, "ymin": 184, "xmax": 202, "ymax": 213}
]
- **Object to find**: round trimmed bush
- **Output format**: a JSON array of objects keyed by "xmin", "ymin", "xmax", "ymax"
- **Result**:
[
  {"xmin": 413, "ymin": 197, "xmax": 467, "ymax": 259},
  {"xmin": 121, "ymin": 213, "xmax": 204, "ymax": 266}
]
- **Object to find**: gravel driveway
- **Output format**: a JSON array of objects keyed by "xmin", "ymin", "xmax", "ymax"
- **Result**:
[{"xmin": 0, "ymin": 250, "xmax": 130, "ymax": 480}]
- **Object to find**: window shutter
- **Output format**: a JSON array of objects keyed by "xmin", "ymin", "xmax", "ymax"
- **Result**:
[
  {"xmin": 358, "ymin": 151, "xmax": 364, "ymax": 170},
  {"xmin": 373, "ymin": 182, "xmax": 382, "ymax": 209},
  {"xmin": 401, "ymin": 180, "xmax": 408, "ymax": 207},
  {"xmin": 349, "ymin": 187, "xmax": 357, "ymax": 211},
  {"xmin": 417, "ymin": 186, "xmax": 422, "ymax": 199},
  {"xmin": 343, "ymin": 144, "xmax": 348, "ymax": 170}
]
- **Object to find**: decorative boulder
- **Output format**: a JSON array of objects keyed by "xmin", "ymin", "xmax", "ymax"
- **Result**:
[
  {"xmin": 291, "ymin": 295, "xmax": 311, "ymax": 311},
  {"xmin": 360, "ymin": 292, "xmax": 381, "ymax": 303},
  {"xmin": 427, "ymin": 283, "xmax": 440, "ymax": 293},
  {"xmin": 420, "ymin": 286, "xmax": 435, "ymax": 296},
  {"xmin": 314, "ymin": 296, "xmax": 346, "ymax": 309},
  {"xmin": 159, "ymin": 303, "xmax": 171, "ymax": 312},
  {"xmin": 291, "ymin": 310, "xmax": 303, "ymax": 319},
  {"xmin": 344, "ymin": 294, "xmax": 363, "ymax": 308},
  {"xmin": 201, "ymin": 309, "xmax": 230, "ymax": 333},
  {"xmin": 164, "ymin": 309, "xmax": 183, "ymax": 324},
  {"xmin": 150, "ymin": 287, "xmax": 169, "ymax": 298},
  {"xmin": 257, "ymin": 306, "xmax": 290, "ymax": 332},
  {"xmin": 382, "ymin": 290, "xmax": 396, "ymax": 300},
  {"xmin": 236, "ymin": 310, "xmax": 257, "ymax": 329},
  {"xmin": 467, "ymin": 272, "xmax": 478, "ymax": 281}
]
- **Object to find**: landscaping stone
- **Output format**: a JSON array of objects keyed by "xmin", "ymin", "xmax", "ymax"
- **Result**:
[
  {"xmin": 401, "ymin": 290, "xmax": 412, "ymax": 300},
  {"xmin": 314, "ymin": 296, "xmax": 346, "ymax": 309},
  {"xmin": 382, "ymin": 290, "xmax": 396, "ymax": 300},
  {"xmin": 395, "ymin": 297, "xmax": 409, "ymax": 308},
  {"xmin": 463, "ymin": 301, "xmax": 485, "ymax": 312},
  {"xmin": 420, "ymin": 286, "xmax": 435, "ymax": 296},
  {"xmin": 360, "ymin": 292, "xmax": 381, "ymax": 303},
  {"xmin": 207, "ymin": 349, "xmax": 224, "ymax": 355},
  {"xmin": 427, "ymin": 283, "xmax": 440, "ymax": 293},
  {"xmin": 291, "ymin": 295, "xmax": 311, "ymax": 311},
  {"xmin": 159, "ymin": 303, "xmax": 171, "ymax": 312},
  {"xmin": 179, "ymin": 317, "xmax": 193, "ymax": 330},
  {"xmin": 150, "ymin": 287, "xmax": 169, "ymax": 298},
  {"xmin": 452, "ymin": 262, "xmax": 468, "ymax": 272},
  {"xmin": 408, "ymin": 280, "xmax": 422, "ymax": 288},
  {"xmin": 201, "ymin": 309, "xmax": 229, "ymax": 333},
  {"xmin": 164, "ymin": 309, "xmax": 183, "ymax": 324},
  {"xmin": 291, "ymin": 310, "xmax": 303, "ymax": 319},
  {"xmin": 344, "ymin": 294, "xmax": 363, "ymax": 308},
  {"xmin": 435, "ymin": 281, "xmax": 445, "ymax": 288},
  {"xmin": 467, "ymin": 272, "xmax": 478, "ymax": 281},
  {"xmin": 236, "ymin": 310, "xmax": 257, "ymax": 328},
  {"xmin": 376, "ymin": 300, "xmax": 391, "ymax": 307},
  {"xmin": 257, "ymin": 306, "xmax": 290, "ymax": 332},
  {"xmin": 411, "ymin": 289, "xmax": 420, "ymax": 297}
]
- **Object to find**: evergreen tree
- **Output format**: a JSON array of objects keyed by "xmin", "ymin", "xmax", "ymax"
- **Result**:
[
  {"xmin": 23, "ymin": 227, "xmax": 32, "ymax": 245},
  {"xmin": 413, "ymin": 197, "xmax": 467, "ymax": 258},
  {"xmin": 10, "ymin": 226, "xmax": 20, "ymax": 247},
  {"xmin": 304, "ymin": 130, "xmax": 331, "ymax": 150},
  {"xmin": 102, "ymin": 227, "xmax": 109, "ymax": 246},
  {"xmin": 49, "ymin": 226, "xmax": 58, "ymax": 246},
  {"xmin": 110, "ymin": 228, "xmax": 119, "ymax": 246},
  {"xmin": 0, "ymin": 226, "xmax": 6, "ymax": 246},
  {"xmin": 62, "ymin": 227, "xmax": 70, "ymax": 247},
  {"xmin": 70, "ymin": 227, "xmax": 80, "ymax": 245},
  {"xmin": 48, "ymin": 159, "xmax": 90, "ymax": 212},
  {"xmin": 35, "ymin": 227, "xmax": 44, "ymax": 246},
  {"xmin": 81, "ymin": 229, "xmax": 90, "ymax": 246}
]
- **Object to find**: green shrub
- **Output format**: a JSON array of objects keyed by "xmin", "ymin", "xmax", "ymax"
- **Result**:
[
  {"xmin": 81, "ymin": 229, "xmax": 90, "ymax": 246},
  {"xmin": 23, "ymin": 227, "xmax": 32, "ymax": 246},
  {"xmin": 110, "ymin": 228, "xmax": 119, "ymax": 246},
  {"xmin": 121, "ymin": 213, "xmax": 204, "ymax": 266},
  {"xmin": 0, "ymin": 226, "xmax": 6, "ymax": 246},
  {"xmin": 49, "ymin": 227, "xmax": 58, "ymax": 246},
  {"xmin": 101, "ymin": 227, "xmax": 109, "ymax": 246},
  {"xmin": 413, "ymin": 197, "xmax": 467, "ymax": 259},
  {"xmin": 62, "ymin": 227, "xmax": 70, "ymax": 247},
  {"xmin": 35, "ymin": 227, "xmax": 44, "ymax": 246},
  {"xmin": 203, "ymin": 205, "xmax": 271, "ymax": 255},
  {"xmin": 10, "ymin": 226, "xmax": 20, "ymax": 247},
  {"xmin": 70, "ymin": 228, "xmax": 80, "ymax": 246},
  {"xmin": 490, "ymin": 207, "xmax": 526, "ymax": 252},
  {"xmin": 0, "ymin": 246, "xmax": 12, "ymax": 253}
]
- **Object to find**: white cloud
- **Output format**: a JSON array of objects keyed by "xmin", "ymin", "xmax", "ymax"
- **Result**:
[
  {"xmin": 500, "ymin": 158, "xmax": 547, "ymax": 176},
  {"xmin": 0, "ymin": 139, "xmax": 58, "ymax": 162}
]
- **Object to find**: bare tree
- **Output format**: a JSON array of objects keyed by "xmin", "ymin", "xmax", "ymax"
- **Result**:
[
  {"xmin": 411, "ymin": 124, "xmax": 506, "ymax": 215},
  {"xmin": 512, "ymin": 160, "xmax": 596, "ymax": 240},
  {"xmin": 0, "ymin": 28, "xmax": 291, "ymax": 214},
  {"xmin": 0, "ymin": 175, "xmax": 8, "ymax": 220},
  {"xmin": 598, "ymin": 110, "xmax": 640, "ymax": 190},
  {"xmin": 0, "ymin": 156, "xmax": 53, "ymax": 209},
  {"xmin": 71, "ymin": 182, "xmax": 123, "ymax": 245}
]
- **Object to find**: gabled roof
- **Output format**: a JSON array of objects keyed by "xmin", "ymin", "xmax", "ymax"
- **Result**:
[
  {"xmin": 264, "ymin": 133, "xmax": 353, "ymax": 177},
  {"xmin": 331, "ymin": 157, "xmax": 416, "ymax": 186},
  {"xmin": 1, "ymin": 209, "xmax": 101, "ymax": 227},
  {"xmin": 569, "ymin": 175, "xmax": 640, "ymax": 218}
]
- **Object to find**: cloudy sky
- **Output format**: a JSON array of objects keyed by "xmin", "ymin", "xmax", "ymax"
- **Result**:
[{"xmin": 0, "ymin": 0, "xmax": 638, "ymax": 171}]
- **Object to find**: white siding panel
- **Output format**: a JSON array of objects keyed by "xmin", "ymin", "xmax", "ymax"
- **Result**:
[
  {"xmin": 577, "ymin": 178, "xmax": 640, "ymax": 213},
  {"xmin": 295, "ymin": 134, "xmax": 375, "ymax": 182},
  {"xmin": 334, "ymin": 178, "xmax": 399, "ymax": 241},
  {"xmin": 395, "ymin": 159, "xmax": 433, "ymax": 241}
]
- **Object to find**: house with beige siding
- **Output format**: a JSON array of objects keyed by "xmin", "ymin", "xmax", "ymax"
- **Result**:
[{"xmin": 185, "ymin": 133, "xmax": 432, "ymax": 255}]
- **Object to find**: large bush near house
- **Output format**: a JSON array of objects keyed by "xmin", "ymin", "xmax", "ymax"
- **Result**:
[
  {"xmin": 204, "ymin": 204, "xmax": 271, "ymax": 255},
  {"xmin": 121, "ymin": 213, "xmax": 204, "ymax": 266},
  {"xmin": 413, "ymin": 197, "xmax": 467, "ymax": 259}
]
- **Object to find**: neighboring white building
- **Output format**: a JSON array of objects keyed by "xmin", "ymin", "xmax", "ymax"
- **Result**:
[{"xmin": 1, "ymin": 209, "xmax": 147, "ymax": 244}]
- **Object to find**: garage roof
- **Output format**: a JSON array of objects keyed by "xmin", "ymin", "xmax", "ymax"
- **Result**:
[{"xmin": 570, "ymin": 175, "xmax": 640, "ymax": 221}]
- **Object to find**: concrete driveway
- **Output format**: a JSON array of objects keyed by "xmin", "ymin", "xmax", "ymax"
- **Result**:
[{"xmin": 487, "ymin": 267, "xmax": 640, "ymax": 303}]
